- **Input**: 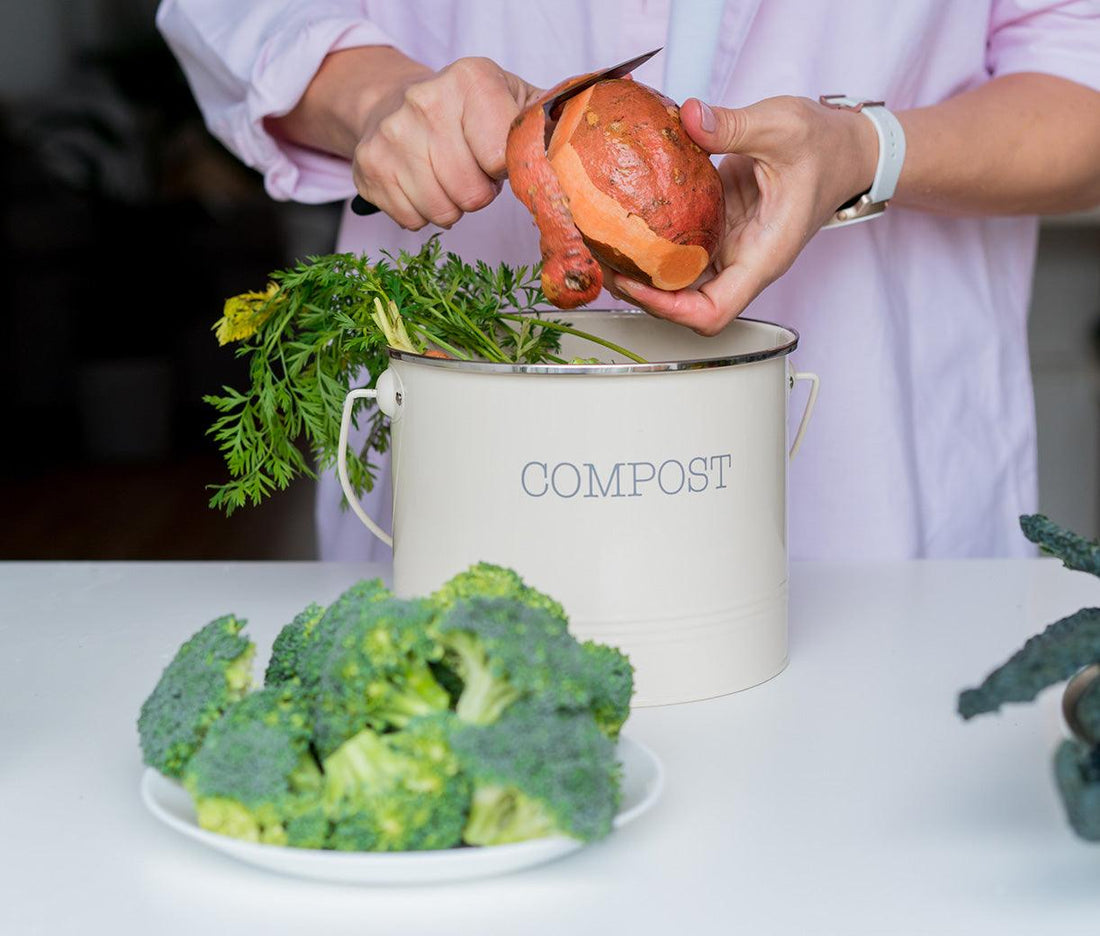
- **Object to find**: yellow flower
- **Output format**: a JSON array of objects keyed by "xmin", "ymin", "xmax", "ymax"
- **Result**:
[{"xmin": 214, "ymin": 283, "xmax": 281, "ymax": 345}]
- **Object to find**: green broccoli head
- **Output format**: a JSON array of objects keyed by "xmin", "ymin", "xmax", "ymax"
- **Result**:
[
  {"xmin": 580, "ymin": 640, "xmax": 634, "ymax": 739},
  {"xmin": 958, "ymin": 607, "xmax": 1100, "ymax": 719},
  {"xmin": 183, "ymin": 686, "xmax": 326, "ymax": 847},
  {"xmin": 1053, "ymin": 739, "xmax": 1100, "ymax": 841},
  {"xmin": 293, "ymin": 579, "xmax": 392, "ymax": 693},
  {"xmin": 137, "ymin": 614, "xmax": 255, "ymax": 779},
  {"xmin": 312, "ymin": 597, "xmax": 450, "ymax": 757},
  {"xmin": 322, "ymin": 713, "xmax": 470, "ymax": 851},
  {"xmin": 264, "ymin": 602, "xmax": 325, "ymax": 687},
  {"xmin": 431, "ymin": 563, "xmax": 568, "ymax": 624},
  {"xmin": 452, "ymin": 701, "xmax": 621, "ymax": 845},
  {"xmin": 433, "ymin": 597, "xmax": 593, "ymax": 725}
]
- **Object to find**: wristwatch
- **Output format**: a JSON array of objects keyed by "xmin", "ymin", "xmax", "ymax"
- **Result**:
[{"xmin": 818, "ymin": 95, "xmax": 906, "ymax": 228}]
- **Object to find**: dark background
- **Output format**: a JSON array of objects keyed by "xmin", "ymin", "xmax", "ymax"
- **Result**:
[
  {"xmin": 3, "ymin": 1, "xmax": 1099, "ymax": 560},
  {"xmin": 0, "ymin": 0, "xmax": 341, "ymax": 559}
]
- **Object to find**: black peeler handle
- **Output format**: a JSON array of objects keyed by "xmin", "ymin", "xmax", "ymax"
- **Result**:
[{"xmin": 351, "ymin": 195, "xmax": 381, "ymax": 216}]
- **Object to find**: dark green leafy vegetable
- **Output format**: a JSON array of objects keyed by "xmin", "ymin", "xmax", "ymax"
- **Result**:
[
  {"xmin": 1021, "ymin": 513, "xmax": 1100, "ymax": 576},
  {"xmin": 958, "ymin": 514, "xmax": 1100, "ymax": 844},
  {"xmin": 957, "ymin": 607, "xmax": 1100, "ymax": 718},
  {"xmin": 137, "ymin": 615, "xmax": 254, "ymax": 779},
  {"xmin": 1053, "ymin": 740, "xmax": 1100, "ymax": 841}
]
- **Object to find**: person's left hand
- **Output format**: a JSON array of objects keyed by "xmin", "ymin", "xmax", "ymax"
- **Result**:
[{"xmin": 607, "ymin": 96, "xmax": 880, "ymax": 335}]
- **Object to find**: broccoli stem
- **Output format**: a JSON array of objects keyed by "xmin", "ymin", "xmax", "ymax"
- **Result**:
[
  {"xmin": 322, "ymin": 729, "xmax": 390, "ymax": 806},
  {"xmin": 444, "ymin": 632, "xmax": 520, "ymax": 725},
  {"xmin": 463, "ymin": 784, "xmax": 557, "ymax": 846},
  {"xmin": 194, "ymin": 797, "xmax": 288, "ymax": 845},
  {"xmin": 370, "ymin": 665, "xmax": 451, "ymax": 728}
]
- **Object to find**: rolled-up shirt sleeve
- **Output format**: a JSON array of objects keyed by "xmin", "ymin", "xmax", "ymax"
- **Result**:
[
  {"xmin": 988, "ymin": 0, "xmax": 1100, "ymax": 91},
  {"xmin": 157, "ymin": 0, "xmax": 398, "ymax": 202}
]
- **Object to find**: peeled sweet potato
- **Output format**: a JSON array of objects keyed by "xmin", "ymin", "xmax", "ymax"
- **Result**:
[{"xmin": 507, "ymin": 77, "xmax": 724, "ymax": 309}]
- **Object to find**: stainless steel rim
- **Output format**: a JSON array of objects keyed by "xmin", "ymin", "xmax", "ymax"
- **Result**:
[{"xmin": 388, "ymin": 312, "xmax": 800, "ymax": 375}]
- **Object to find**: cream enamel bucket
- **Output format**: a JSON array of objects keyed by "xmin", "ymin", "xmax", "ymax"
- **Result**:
[{"xmin": 338, "ymin": 311, "xmax": 818, "ymax": 706}]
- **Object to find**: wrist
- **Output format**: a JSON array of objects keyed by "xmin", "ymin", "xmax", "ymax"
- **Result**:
[
  {"xmin": 816, "ymin": 96, "xmax": 906, "ymax": 228},
  {"xmin": 345, "ymin": 47, "xmax": 433, "ymax": 140},
  {"xmin": 271, "ymin": 46, "xmax": 431, "ymax": 159}
]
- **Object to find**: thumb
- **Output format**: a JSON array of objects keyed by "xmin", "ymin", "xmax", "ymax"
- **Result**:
[
  {"xmin": 504, "ymin": 71, "xmax": 545, "ymax": 112},
  {"xmin": 680, "ymin": 97, "xmax": 766, "ymax": 158}
]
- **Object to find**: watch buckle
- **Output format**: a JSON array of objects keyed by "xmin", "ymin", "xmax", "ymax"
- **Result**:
[
  {"xmin": 822, "ymin": 193, "xmax": 887, "ymax": 228},
  {"xmin": 819, "ymin": 95, "xmax": 886, "ymax": 113}
]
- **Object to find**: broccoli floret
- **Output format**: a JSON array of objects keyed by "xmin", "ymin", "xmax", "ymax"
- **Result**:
[
  {"xmin": 183, "ymin": 686, "xmax": 326, "ymax": 847},
  {"xmin": 322, "ymin": 713, "xmax": 470, "ymax": 851},
  {"xmin": 1021, "ymin": 513, "xmax": 1100, "ymax": 577},
  {"xmin": 312, "ymin": 597, "xmax": 450, "ymax": 756},
  {"xmin": 293, "ymin": 579, "xmax": 392, "ymax": 692},
  {"xmin": 264, "ymin": 602, "xmax": 325, "ymax": 687},
  {"xmin": 137, "ymin": 614, "xmax": 254, "ymax": 779},
  {"xmin": 433, "ymin": 597, "xmax": 592, "ymax": 725},
  {"xmin": 452, "ymin": 701, "xmax": 621, "ymax": 845},
  {"xmin": 1053, "ymin": 740, "xmax": 1100, "ymax": 841},
  {"xmin": 957, "ymin": 607, "xmax": 1100, "ymax": 719},
  {"xmin": 580, "ymin": 640, "xmax": 634, "ymax": 739},
  {"xmin": 431, "ymin": 562, "xmax": 568, "ymax": 624}
]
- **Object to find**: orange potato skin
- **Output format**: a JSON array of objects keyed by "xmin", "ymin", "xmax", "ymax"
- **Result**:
[
  {"xmin": 550, "ymin": 79, "xmax": 724, "ymax": 288},
  {"xmin": 506, "ymin": 74, "xmax": 604, "ymax": 309}
]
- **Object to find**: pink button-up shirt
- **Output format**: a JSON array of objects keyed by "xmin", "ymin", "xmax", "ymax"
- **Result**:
[{"xmin": 158, "ymin": 0, "xmax": 1100, "ymax": 560}]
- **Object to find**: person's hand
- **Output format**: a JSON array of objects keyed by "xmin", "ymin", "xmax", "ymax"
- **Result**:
[
  {"xmin": 607, "ymin": 96, "xmax": 879, "ymax": 335},
  {"xmin": 352, "ymin": 56, "xmax": 542, "ymax": 230}
]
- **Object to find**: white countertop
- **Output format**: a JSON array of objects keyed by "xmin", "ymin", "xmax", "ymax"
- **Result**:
[{"xmin": 4, "ymin": 559, "xmax": 1100, "ymax": 935}]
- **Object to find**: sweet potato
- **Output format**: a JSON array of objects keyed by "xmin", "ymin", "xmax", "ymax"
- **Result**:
[
  {"xmin": 507, "ymin": 77, "xmax": 724, "ymax": 307},
  {"xmin": 505, "ymin": 73, "xmax": 605, "ymax": 309}
]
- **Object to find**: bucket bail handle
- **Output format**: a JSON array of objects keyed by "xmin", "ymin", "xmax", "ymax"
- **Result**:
[
  {"xmin": 788, "ymin": 367, "xmax": 820, "ymax": 459},
  {"xmin": 337, "ymin": 370, "xmax": 403, "ymax": 548}
]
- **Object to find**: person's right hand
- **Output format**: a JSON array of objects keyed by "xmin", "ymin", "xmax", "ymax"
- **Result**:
[{"xmin": 352, "ymin": 56, "xmax": 542, "ymax": 230}]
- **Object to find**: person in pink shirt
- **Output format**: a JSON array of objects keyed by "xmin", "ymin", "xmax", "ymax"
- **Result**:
[{"xmin": 157, "ymin": 0, "xmax": 1100, "ymax": 561}]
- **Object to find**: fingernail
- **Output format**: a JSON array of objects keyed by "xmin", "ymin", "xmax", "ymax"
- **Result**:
[{"xmin": 699, "ymin": 101, "xmax": 716, "ymax": 133}]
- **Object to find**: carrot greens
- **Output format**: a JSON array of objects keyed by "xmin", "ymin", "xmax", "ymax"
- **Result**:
[{"xmin": 205, "ymin": 237, "xmax": 643, "ymax": 514}]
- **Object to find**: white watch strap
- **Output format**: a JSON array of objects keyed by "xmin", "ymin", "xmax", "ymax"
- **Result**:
[
  {"xmin": 818, "ymin": 95, "xmax": 906, "ymax": 228},
  {"xmin": 821, "ymin": 95, "xmax": 906, "ymax": 202},
  {"xmin": 860, "ymin": 105, "xmax": 906, "ymax": 203}
]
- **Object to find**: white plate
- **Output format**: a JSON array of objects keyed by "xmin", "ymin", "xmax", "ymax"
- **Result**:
[{"xmin": 141, "ymin": 734, "xmax": 663, "ymax": 885}]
